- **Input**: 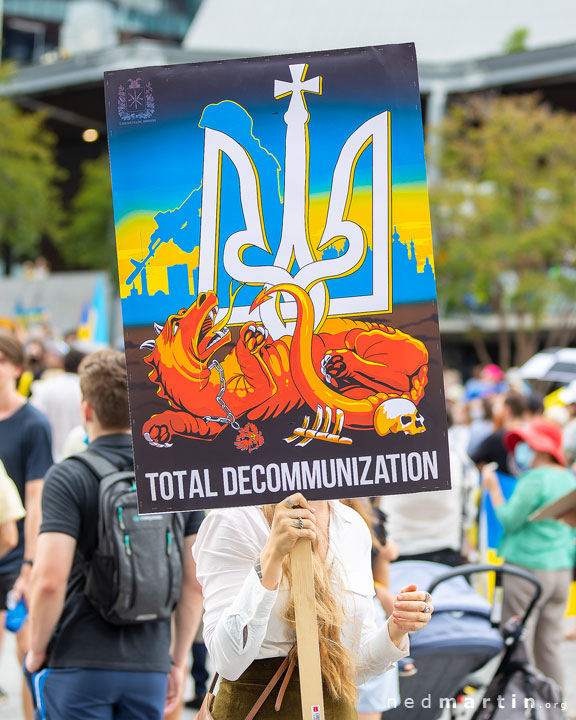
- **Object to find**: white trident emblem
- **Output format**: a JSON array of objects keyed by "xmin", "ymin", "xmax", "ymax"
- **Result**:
[{"xmin": 197, "ymin": 63, "xmax": 391, "ymax": 339}]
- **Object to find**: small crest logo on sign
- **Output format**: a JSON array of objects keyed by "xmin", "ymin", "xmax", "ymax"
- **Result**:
[{"xmin": 118, "ymin": 77, "xmax": 155, "ymax": 122}]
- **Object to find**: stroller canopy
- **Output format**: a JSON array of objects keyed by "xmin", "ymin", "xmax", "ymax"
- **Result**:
[{"xmin": 389, "ymin": 561, "xmax": 504, "ymax": 656}]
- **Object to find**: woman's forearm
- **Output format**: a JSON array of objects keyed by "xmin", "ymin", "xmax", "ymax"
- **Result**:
[
  {"xmin": 259, "ymin": 546, "xmax": 283, "ymax": 590},
  {"xmin": 203, "ymin": 567, "xmax": 279, "ymax": 681},
  {"xmin": 488, "ymin": 484, "xmax": 505, "ymax": 508},
  {"xmin": 355, "ymin": 618, "xmax": 409, "ymax": 684}
]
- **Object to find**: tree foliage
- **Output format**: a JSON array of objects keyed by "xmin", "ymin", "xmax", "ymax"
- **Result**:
[
  {"xmin": 503, "ymin": 28, "xmax": 529, "ymax": 54},
  {"xmin": 430, "ymin": 93, "xmax": 576, "ymax": 367},
  {"xmin": 60, "ymin": 153, "xmax": 117, "ymax": 285},
  {"xmin": 0, "ymin": 66, "xmax": 64, "ymax": 272}
]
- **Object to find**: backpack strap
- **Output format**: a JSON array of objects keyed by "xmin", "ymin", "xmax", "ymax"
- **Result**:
[
  {"xmin": 68, "ymin": 449, "xmax": 127, "ymax": 481},
  {"xmin": 67, "ymin": 450, "xmax": 131, "ymax": 569}
]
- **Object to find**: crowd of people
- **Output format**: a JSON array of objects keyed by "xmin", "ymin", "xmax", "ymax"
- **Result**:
[{"xmin": 0, "ymin": 322, "xmax": 575, "ymax": 719}]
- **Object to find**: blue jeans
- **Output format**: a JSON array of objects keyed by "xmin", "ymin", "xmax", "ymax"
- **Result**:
[{"xmin": 23, "ymin": 664, "xmax": 168, "ymax": 720}]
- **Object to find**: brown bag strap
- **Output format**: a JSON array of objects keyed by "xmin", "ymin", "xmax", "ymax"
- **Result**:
[
  {"xmin": 197, "ymin": 672, "xmax": 220, "ymax": 717},
  {"xmin": 245, "ymin": 649, "xmax": 295, "ymax": 720},
  {"xmin": 208, "ymin": 672, "xmax": 219, "ymax": 695},
  {"xmin": 274, "ymin": 650, "xmax": 298, "ymax": 711},
  {"xmin": 201, "ymin": 646, "xmax": 297, "ymax": 720}
]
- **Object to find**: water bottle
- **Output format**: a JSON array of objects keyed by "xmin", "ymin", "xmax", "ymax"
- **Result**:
[{"xmin": 5, "ymin": 590, "xmax": 27, "ymax": 633}]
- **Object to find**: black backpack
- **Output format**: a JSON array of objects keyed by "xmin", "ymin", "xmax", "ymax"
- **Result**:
[{"xmin": 71, "ymin": 449, "xmax": 185, "ymax": 625}]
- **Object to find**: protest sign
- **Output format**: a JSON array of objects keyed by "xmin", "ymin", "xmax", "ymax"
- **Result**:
[
  {"xmin": 105, "ymin": 43, "xmax": 450, "ymax": 515},
  {"xmin": 529, "ymin": 488, "xmax": 576, "ymax": 521}
]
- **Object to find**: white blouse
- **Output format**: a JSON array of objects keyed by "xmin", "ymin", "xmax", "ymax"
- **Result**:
[{"xmin": 193, "ymin": 500, "xmax": 408, "ymax": 683}]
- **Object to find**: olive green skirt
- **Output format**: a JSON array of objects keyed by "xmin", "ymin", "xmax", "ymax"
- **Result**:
[{"xmin": 211, "ymin": 656, "xmax": 357, "ymax": 720}]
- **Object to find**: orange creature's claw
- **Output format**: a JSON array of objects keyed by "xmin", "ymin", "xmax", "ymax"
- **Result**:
[
  {"xmin": 410, "ymin": 366, "xmax": 429, "ymax": 404},
  {"xmin": 241, "ymin": 324, "xmax": 269, "ymax": 354},
  {"xmin": 321, "ymin": 352, "xmax": 348, "ymax": 386},
  {"xmin": 143, "ymin": 413, "xmax": 174, "ymax": 447},
  {"xmin": 143, "ymin": 424, "xmax": 173, "ymax": 448}
]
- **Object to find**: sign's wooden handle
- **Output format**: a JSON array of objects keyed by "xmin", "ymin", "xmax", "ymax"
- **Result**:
[{"xmin": 290, "ymin": 537, "xmax": 325, "ymax": 720}]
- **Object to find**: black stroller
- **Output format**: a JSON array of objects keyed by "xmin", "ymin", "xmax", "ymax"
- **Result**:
[{"xmin": 385, "ymin": 561, "xmax": 557, "ymax": 720}]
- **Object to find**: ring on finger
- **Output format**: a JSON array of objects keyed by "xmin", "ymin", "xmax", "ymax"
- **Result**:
[
  {"xmin": 424, "ymin": 603, "xmax": 431, "ymax": 614},
  {"xmin": 286, "ymin": 497, "xmax": 295, "ymax": 509},
  {"xmin": 298, "ymin": 516, "xmax": 304, "ymax": 530},
  {"xmin": 424, "ymin": 592, "xmax": 431, "ymax": 603}
]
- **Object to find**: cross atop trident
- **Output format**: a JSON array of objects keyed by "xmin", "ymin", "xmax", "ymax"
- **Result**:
[
  {"xmin": 274, "ymin": 63, "xmax": 322, "ymax": 124},
  {"xmin": 272, "ymin": 64, "xmax": 324, "ymax": 311}
]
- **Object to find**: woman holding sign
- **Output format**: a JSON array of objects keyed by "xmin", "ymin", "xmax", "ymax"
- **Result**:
[{"xmin": 193, "ymin": 493, "xmax": 434, "ymax": 719}]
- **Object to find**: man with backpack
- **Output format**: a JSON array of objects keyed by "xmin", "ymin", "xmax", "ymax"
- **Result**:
[{"xmin": 24, "ymin": 349, "xmax": 204, "ymax": 719}]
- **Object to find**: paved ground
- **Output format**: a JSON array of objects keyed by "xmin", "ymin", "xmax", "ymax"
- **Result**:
[{"xmin": 1, "ymin": 623, "xmax": 575, "ymax": 719}]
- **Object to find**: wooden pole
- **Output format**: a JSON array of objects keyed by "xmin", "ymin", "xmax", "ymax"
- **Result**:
[{"xmin": 290, "ymin": 537, "xmax": 325, "ymax": 720}]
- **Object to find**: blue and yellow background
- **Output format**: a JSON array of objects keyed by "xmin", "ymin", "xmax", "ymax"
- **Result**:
[{"xmin": 105, "ymin": 43, "xmax": 436, "ymax": 326}]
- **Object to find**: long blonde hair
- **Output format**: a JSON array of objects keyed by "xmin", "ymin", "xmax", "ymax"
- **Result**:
[{"xmin": 261, "ymin": 505, "xmax": 358, "ymax": 703}]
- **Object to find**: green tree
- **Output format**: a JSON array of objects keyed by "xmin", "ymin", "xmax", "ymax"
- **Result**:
[
  {"xmin": 60, "ymin": 154, "xmax": 117, "ymax": 285},
  {"xmin": 0, "ymin": 68, "xmax": 64, "ymax": 274},
  {"xmin": 503, "ymin": 28, "xmax": 529, "ymax": 54},
  {"xmin": 430, "ymin": 94, "xmax": 576, "ymax": 368}
]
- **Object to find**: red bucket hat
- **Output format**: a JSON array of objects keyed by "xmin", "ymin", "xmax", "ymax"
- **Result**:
[{"xmin": 504, "ymin": 418, "xmax": 566, "ymax": 467}]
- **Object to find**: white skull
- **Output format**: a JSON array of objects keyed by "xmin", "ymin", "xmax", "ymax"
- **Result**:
[{"xmin": 374, "ymin": 398, "xmax": 425, "ymax": 437}]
